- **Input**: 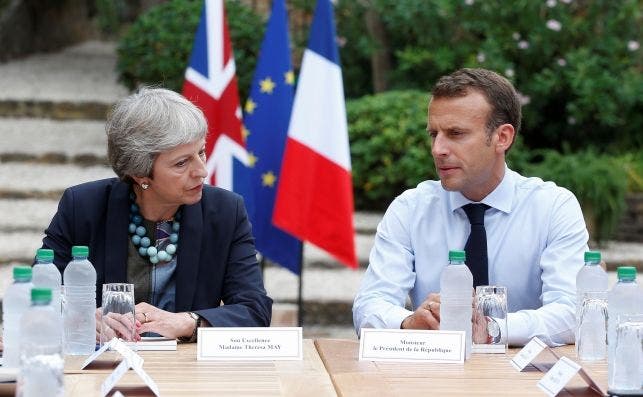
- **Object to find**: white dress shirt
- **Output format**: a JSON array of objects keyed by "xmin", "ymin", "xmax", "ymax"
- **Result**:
[{"xmin": 352, "ymin": 165, "xmax": 589, "ymax": 346}]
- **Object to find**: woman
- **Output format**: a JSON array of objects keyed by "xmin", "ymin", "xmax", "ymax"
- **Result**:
[{"xmin": 41, "ymin": 87, "xmax": 272, "ymax": 342}]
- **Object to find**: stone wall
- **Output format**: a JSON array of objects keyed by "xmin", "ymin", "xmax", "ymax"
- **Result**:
[
  {"xmin": 615, "ymin": 193, "xmax": 643, "ymax": 242},
  {"xmin": 0, "ymin": 0, "xmax": 97, "ymax": 61},
  {"xmin": 0, "ymin": 0, "xmax": 165, "ymax": 62}
]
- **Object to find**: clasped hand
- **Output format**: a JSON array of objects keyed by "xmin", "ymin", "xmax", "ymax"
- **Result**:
[
  {"xmin": 95, "ymin": 302, "xmax": 194, "ymax": 342},
  {"xmin": 401, "ymin": 291, "xmax": 492, "ymax": 343}
]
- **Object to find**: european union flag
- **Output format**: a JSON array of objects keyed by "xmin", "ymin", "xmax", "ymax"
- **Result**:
[{"xmin": 243, "ymin": 0, "xmax": 302, "ymax": 274}]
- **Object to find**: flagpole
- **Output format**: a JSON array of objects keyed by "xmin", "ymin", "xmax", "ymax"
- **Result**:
[{"xmin": 297, "ymin": 244, "xmax": 304, "ymax": 327}]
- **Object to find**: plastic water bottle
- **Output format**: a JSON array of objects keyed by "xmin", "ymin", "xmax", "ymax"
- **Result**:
[
  {"xmin": 576, "ymin": 251, "xmax": 608, "ymax": 318},
  {"xmin": 440, "ymin": 250, "xmax": 473, "ymax": 359},
  {"xmin": 62, "ymin": 245, "xmax": 96, "ymax": 355},
  {"xmin": 575, "ymin": 250, "xmax": 608, "ymax": 360},
  {"xmin": 17, "ymin": 288, "xmax": 64, "ymax": 397},
  {"xmin": 607, "ymin": 266, "xmax": 643, "ymax": 388},
  {"xmin": 2, "ymin": 266, "xmax": 33, "ymax": 368},
  {"xmin": 32, "ymin": 248, "xmax": 62, "ymax": 314}
]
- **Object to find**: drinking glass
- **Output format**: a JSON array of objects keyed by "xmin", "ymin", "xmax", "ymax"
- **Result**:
[
  {"xmin": 473, "ymin": 286, "xmax": 508, "ymax": 348},
  {"xmin": 576, "ymin": 291, "xmax": 607, "ymax": 361},
  {"xmin": 610, "ymin": 314, "xmax": 643, "ymax": 392},
  {"xmin": 100, "ymin": 283, "xmax": 136, "ymax": 348}
]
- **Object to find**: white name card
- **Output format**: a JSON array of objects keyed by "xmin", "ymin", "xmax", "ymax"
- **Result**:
[
  {"xmin": 131, "ymin": 363, "xmax": 161, "ymax": 396},
  {"xmin": 537, "ymin": 356, "xmax": 582, "ymax": 397},
  {"xmin": 358, "ymin": 329, "xmax": 465, "ymax": 363},
  {"xmin": 197, "ymin": 327, "xmax": 303, "ymax": 361},
  {"xmin": 100, "ymin": 360, "xmax": 129, "ymax": 397},
  {"xmin": 510, "ymin": 336, "xmax": 548, "ymax": 371},
  {"xmin": 81, "ymin": 338, "xmax": 143, "ymax": 370},
  {"xmin": 100, "ymin": 355, "xmax": 159, "ymax": 397}
]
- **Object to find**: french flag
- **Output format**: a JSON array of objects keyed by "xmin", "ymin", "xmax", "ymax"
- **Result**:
[{"xmin": 273, "ymin": 0, "xmax": 357, "ymax": 269}]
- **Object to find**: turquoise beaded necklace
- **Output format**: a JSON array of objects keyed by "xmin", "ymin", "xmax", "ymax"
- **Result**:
[{"xmin": 128, "ymin": 193, "xmax": 180, "ymax": 265}]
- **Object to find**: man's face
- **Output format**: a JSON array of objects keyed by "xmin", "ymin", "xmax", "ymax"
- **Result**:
[{"xmin": 428, "ymin": 91, "xmax": 505, "ymax": 202}]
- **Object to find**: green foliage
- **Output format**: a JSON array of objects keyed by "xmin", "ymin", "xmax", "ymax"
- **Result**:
[
  {"xmin": 336, "ymin": 0, "xmax": 643, "ymax": 151},
  {"xmin": 334, "ymin": 1, "xmax": 378, "ymax": 98},
  {"xmin": 95, "ymin": 0, "xmax": 126, "ymax": 36},
  {"xmin": 347, "ymin": 90, "xmax": 435, "ymax": 210},
  {"xmin": 522, "ymin": 150, "xmax": 628, "ymax": 242},
  {"xmin": 617, "ymin": 152, "xmax": 643, "ymax": 193},
  {"xmin": 116, "ymin": 0, "xmax": 262, "ymax": 99}
]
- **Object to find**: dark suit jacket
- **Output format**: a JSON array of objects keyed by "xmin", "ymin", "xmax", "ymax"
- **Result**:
[{"xmin": 42, "ymin": 178, "xmax": 272, "ymax": 327}]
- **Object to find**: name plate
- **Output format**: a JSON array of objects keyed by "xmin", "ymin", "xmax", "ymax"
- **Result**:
[
  {"xmin": 81, "ymin": 338, "xmax": 143, "ymax": 370},
  {"xmin": 510, "ymin": 337, "xmax": 548, "ymax": 371},
  {"xmin": 100, "ymin": 355, "xmax": 159, "ymax": 397},
  {"xmin": 359, "ymin": 329, "xmax": 465, "ymax": 363},
  {"xmin": 537, "ymin": 356, "xmax": 582, "ymax": 397},
  {"xmin": 197, "ymin": 327, "xmax": 302, "ymax": 361}
]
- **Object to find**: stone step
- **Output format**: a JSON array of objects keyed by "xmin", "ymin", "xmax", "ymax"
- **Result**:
[
  {"xmin": 0, "ymin": 41, "xmax": 127, "ymax": 120},
  {"xmin": 0, "ymin": 233, "xmax": 45, "ymax": 265},
  {"xmin": 0, "ymin": 193, "xmax": 374, "ymax": 268},
  {"xmin": 264, "ymin": 265, "xmax": 363, "ymax": 303},
  {"xmin": 353, "ymin": 211, "xmax": 380, "ymax": 234},
  {"xmin": 0, "ymin": 193, "xmax": 381, "ymax": 230},
  {"xmin": 0, "ymin": 100, "xmax": 112, "ymax": 121},
  {"xmin": 0, "ymin": 118, "xmax": 108, "ymax": 164},
  {"xmin": 0, "ymin": 163, "xmax": 115, "ymax": 199},
  {"xmin": 0, "ymin": 227, "xmax": 374, "ymax": 267},
  {"xmin": 270, "ymin": 304, "xmax": 356, "ymax": 338},
  {"xmin": 264, "ymin": 265, "xmax": 363, "ymax": 327},
  {"xmin": 302, "ymin": 325, "xmax": 356, "ymax": 339},
  {"xmin": 0, "ymin": 199, "xmax": 59, "ymax": 233}
]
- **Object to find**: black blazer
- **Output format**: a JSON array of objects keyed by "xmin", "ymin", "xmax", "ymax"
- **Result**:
[{"xmin": 42, "ymin": 178, "xmax": 272, "ymax": 327}]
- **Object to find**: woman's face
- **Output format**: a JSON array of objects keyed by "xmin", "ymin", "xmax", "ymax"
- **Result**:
[{"xmin": 144, "ymin": 138, "xmax": 207, "ymax": 208}]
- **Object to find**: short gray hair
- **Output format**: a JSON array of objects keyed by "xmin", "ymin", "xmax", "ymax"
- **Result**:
[{"xmin": 106, "ymin": 87, "xmax": 207, "ymax": 181}]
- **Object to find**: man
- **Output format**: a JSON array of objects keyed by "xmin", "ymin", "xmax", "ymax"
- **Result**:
[{"xmin": 352, "ymin": 68, "xmax": 588, "ymax": 346}]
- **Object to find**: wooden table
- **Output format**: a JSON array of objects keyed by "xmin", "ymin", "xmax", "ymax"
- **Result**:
[
  {"xmin": 315, "ymin": 339, "xmax": 609, "ymax": 396},
  {"xmin": 1, "ymin": 339, "xmax": 613, "ymax": 396},
  {"xmin": 2, "ymin": 340, "xmax": 336, "ymax": 397}
]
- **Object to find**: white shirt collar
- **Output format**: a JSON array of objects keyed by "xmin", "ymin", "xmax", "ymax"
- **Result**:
[{"xmin": 449, "ymin": 164, "xmax": 515, "ymax": 214}]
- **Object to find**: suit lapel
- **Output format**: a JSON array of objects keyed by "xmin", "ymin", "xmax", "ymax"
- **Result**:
[
  {"xmin": 104, "ymin": 181, "xmax": 130, "ymax": 284},
  {"xmin": 175, "ymin": 201, "xmax": 203, "ymax": 311}
]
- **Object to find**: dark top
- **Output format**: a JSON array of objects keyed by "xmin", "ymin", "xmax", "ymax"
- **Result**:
[
  {"xmin": 127, "ymin": 218, "xmax": 177, "ymax": 312},
  {"xmin": 42, "ymin": 178, "xmax": 272, "ymax": 327}
]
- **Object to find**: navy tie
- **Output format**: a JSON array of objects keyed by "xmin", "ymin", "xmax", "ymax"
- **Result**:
[{"xmin": 462, "ymin": 203, "xmax": 490, "ymax": 287}]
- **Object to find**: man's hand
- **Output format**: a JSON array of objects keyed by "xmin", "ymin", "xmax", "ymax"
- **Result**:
[
  {"xmin": 135, "ymin": 302, "xmax": 196, "ymax": 339},
  {"xmin": 401, "ymin": 293, "xmax": 441, "ymax": 330},
  {"xmin": 472, "ymin": 311, "xmax": 489, "ymax": 344}
]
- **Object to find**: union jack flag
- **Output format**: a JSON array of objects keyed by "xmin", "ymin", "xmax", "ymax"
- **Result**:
[{"xmin": 183, "ymin": 0, "xmax": 249, "ymax": 191}]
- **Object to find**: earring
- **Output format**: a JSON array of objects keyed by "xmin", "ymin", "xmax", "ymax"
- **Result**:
[{"xmin": 141, "ymin": 182, "xmax": 149, "ymax": 190}]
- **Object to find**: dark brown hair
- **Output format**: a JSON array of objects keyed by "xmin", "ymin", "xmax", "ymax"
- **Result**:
[{"xmin": 432, "ymin": 68, "xmax": 522, "ymax": 144}]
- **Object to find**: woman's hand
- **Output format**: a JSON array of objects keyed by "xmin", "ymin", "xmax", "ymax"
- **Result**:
[
  {"xmin": 95, "ymin": 307, "xmax": 142, "ymax": 343},
  {"xmin": 135, "ymin": 302, "xmax": 195, "ymax": 339}
]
